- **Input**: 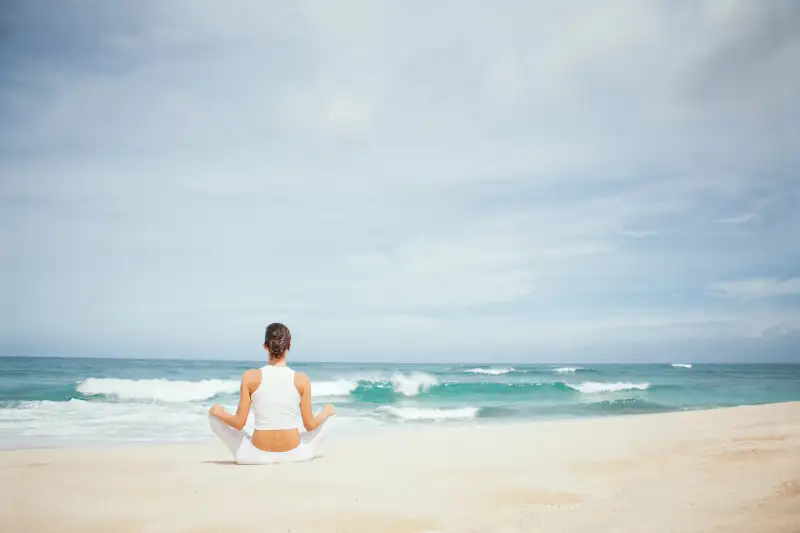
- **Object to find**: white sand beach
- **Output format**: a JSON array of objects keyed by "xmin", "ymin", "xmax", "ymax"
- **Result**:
[{"xmin": 2, "ymin": 402, "xmax": 799, "ymax": 533}]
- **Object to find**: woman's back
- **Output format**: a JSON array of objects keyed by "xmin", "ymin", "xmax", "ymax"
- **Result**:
[{"xmin": 251, "ymin": 365, "xmax": 301, "ymax": 430}]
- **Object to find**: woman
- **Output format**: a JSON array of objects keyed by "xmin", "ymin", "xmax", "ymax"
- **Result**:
[{"xmin": 208, "ymin": 323, "xmax": 336, "ymax": 464}]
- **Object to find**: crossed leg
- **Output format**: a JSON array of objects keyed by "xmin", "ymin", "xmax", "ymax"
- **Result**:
[
  {"xmin": 208, "ymin": 416, "xmax": 332, "ymax": 464},
  {"xmin": 208, "ymin": 415, "xmax": 250, "ymax": 458}
]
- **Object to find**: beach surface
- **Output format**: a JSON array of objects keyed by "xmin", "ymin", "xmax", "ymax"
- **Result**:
[{"xmin": 2, "ymin": 402, "xmax": 799, "ymax": 533}]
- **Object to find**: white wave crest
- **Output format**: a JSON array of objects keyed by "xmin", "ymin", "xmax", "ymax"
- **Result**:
[
  {"xmin": 553, "ymin": 367, "xmax": 582, "ymax": 373},
  {"xmin": 312, "ymin": 372, "xmax": 438, "ymax": 397},
  {"xmin": 465, "ymin": 367, "xmax": 515, "ymax": 375},
  {"xmin": 377, "ymin": 406, "xmax": 479, "ymax": 421},
  {"xmin": 313, "ymin": 379, "xmax": 359, "ymax": 397},
  {"xmin": 671, "ymin": 363, "xmax": 692, "ymax": 368},
  {"xmin": 389, "ymin": 372, "xmax": 439, "ymax": 396},
  {"xmin": 76, "ymin": 377, "xmax": 239, "ymax": 402},
  {"xmin": 568, "ymin": 381, "xmax": 651, "ymax": 394}
]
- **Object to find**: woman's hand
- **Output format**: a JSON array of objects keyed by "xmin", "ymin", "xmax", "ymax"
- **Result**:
[
  {"xmin": 209, "ymin": 404, "xmax": 226, "ymax": 418},
  {"xmin": 322, "ymin": 403, "xmax": 336, "ymax": 418}
]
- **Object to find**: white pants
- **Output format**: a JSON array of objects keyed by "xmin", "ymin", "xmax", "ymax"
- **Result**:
[{"xmin": 209, "ymin": 415, "xmax": 331, "ymax": 465}]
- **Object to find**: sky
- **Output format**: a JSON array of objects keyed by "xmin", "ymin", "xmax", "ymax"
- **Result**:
[{"xmin": 1, "ymin": 0, "xmax": 799, "ymax": 363}]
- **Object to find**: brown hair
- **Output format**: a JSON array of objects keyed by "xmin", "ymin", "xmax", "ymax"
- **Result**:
[{"xmin": 265, "ymin": 323, "xmax": 291, "ymax": 359}]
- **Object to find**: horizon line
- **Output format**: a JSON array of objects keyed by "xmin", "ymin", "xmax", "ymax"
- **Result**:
[{"xmin": 1, "ymin": 354, "xmax": 797, "ymax": 365}]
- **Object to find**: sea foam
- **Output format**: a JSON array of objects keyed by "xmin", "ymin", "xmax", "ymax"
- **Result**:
[
  {"xmin": 377, "ymin": 406, "xmax": 480, "ymax": 421},
  {"xmin": 671, "ymin": 363, "xmax": 693, "ymax": 368},
  {"xmin": 314, "ymin": 372, "xmax": 439, "ymax": 397},
  {"xmin": 76, "ymin": 378, "xmax": 239, "ymax": 402},
  {"xmin": 0, "ymin": 399, "xmax": 209, "ymax": 447},
  {"xmin": 465, "ymin": 367, "xmax": 515, "ymax": 375},
  {"xmin": 568, "ymin": 381, "xmax": 651, "ymax": 394},
  {"xmin": 388, "ymin": 372, "xmax": 439, "ymax": 396},
  {"xmin": 313, "ymin": 379, "xmax": 359, "ymax": 397}
]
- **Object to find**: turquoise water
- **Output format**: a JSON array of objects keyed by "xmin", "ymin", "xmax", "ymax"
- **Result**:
[{"xmin": 1, "ymin": 357, "xmax": 799, "ymax": 448}]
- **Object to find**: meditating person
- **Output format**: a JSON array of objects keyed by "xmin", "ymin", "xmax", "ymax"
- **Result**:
[{"xmin": 208, "ymin": 322, "xmax": 336, "ymax": 464}]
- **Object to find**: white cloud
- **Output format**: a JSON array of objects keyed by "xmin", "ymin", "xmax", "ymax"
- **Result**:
[
  {"xmin": 1, "ymin": 1, "xmax": 798, "ymax": 360},
  {"xmin": 338, "ymin": 232, "xmax": 536, "ymax": 310},
  {"xmin": 707, "ymin": 278, "xmax": 800, "ymax": 299},
  {"xmin": 714, "ymin": 213, "xmax": 759, "ymax": 224},
  {"xmin": 614, "ymin": 229, "xmax": 660, "ymax": 239},
  {"xmin": 299, "ymin": 308, "xmax": 800, "ymax": 361},
  {"xmin": 282, "ymin": 91, "xmax": 374, "ymax": 138}
]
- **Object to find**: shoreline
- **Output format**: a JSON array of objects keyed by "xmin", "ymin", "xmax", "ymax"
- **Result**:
[
  {"xmin": 2, "ymin": 401, "xmax": 799, "ymax": 532},
  {"xmin": 1, "ymin": 400, "xmax": 799, "ymax": 452}
]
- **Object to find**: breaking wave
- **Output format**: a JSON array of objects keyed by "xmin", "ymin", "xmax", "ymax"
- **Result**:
[
  {"xmin": 76, "ymin": 378, "xmax": 239, "ymax": 402},
  {"xmin": 464, "ymin": 367, "xmax": 515, "ymax": 375},
  {"xmin": 566, "ymin": 381, "xmax": 651, "ymax": 394}
]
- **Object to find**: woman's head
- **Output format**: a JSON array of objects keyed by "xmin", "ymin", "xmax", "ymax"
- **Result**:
[{"xmin": 264, "ymin": 323, "xmax": 291, "ymax": 360}]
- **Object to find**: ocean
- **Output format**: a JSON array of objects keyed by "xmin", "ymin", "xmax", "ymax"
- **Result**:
[{"xmin": 1, "ymin": 357, "xmax": 799, "ymax": 449}]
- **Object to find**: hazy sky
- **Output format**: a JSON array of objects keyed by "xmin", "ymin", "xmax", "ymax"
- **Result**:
[{"xmin": 1, "ymin": 1, "xmax": 799, "ymax": 362}]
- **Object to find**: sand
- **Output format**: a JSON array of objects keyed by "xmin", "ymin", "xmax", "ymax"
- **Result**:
[{"xmin": 2, "ymin": 402, "xmax": 799, "ymax": 533}]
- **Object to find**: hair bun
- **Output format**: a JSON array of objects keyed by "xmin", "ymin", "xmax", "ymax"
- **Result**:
[{"xmin": 265, "ymin": 323, "xmax": 291, "ymax": 359}]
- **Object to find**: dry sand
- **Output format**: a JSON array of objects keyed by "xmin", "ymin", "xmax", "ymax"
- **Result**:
[{"xmin": 2, "ymin": 402, "xmax": 799, "ymax": 533}]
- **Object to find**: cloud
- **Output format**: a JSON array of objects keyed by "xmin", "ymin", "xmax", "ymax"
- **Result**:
[
  {"xmin": 614, "ymin": 229, "xmax": 660, "ymax": 239},
  {"xmin": 707, "ymin": 278, "xmax": 800, "ymax": 299},
  {"xmin": 713, "ymin": 213, "xmax": 759, "ymax": 224},
  {"xmin": 0, "ymin": 1, "xmax": 798, "ymax": 361}
]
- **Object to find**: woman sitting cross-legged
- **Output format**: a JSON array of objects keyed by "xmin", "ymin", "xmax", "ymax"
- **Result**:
[{"xmin": 208, "ymin": 322, "xmax": 336, "ymax": 464}]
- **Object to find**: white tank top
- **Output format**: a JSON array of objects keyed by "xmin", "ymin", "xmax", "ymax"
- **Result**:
[{"xmin": 251, "ymin": 365, "xmax": 301, "ymax": 430}]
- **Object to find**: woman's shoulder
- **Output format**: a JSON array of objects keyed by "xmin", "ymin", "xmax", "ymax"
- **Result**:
[
  {"xmin": 293, "ymin": 370, "xmax": 310, "ymax": 389},
  {"xmin": 242, "ymin": 368, "xmax": 262, "ymax": 385}
]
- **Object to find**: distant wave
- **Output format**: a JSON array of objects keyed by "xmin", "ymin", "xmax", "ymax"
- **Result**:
[
  {"xmin": 464, "ymin": 367, "xmax": 515, "ymax": 375},
  {"xmin": 390, "ymin": 372, "xmax": 439, "ymax": 396},
  {"xmin": 316, "ymin": 372, "xmax": 439, "ymax": 398},
  {"xmin": 313, "ymin": 379, "xmax": 359, "ymax": 397},
  {"xmin": 671, "ymin": 363, "xmax": 693, "ymax": 369},
  {"xmin": 553, "ymin": 367, "xmax": 597, "ymax": 373},
  {"xmin": 74, "ymin": 372, "xmax": 442, "ymax": 403},
  {"xmin": 324, "ymin": 378, "xmax": 651, "ymax": 401},
  {"xmin": 72, "ymin": 375, "xmax": 649, "ymax": 403},
  {"xmin": 77, "ymin": 378, "xmax": 238, "ymax": 402},
  {"xmin": 376, "ymin": 406, "xmax": 480, "ymax": 421},
  {"xmin": 567, "ymin": 381, "xmax": 650, "ymax": 394}
]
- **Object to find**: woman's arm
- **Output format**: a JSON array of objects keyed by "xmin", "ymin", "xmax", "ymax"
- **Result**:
[
  {"xmin": 296, "ymin": 372, "xmax": 335, "ymax": 432},
  {"xmin": 209, "ymin": 370, "xmax": 254, "ymax": 430}
]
